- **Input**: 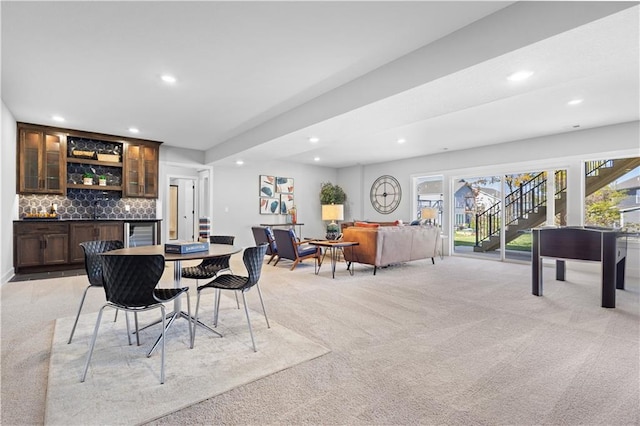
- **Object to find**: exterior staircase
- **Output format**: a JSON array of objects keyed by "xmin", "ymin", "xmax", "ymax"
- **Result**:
[{"xmin": 473, "ymin": 157, "xmax": 640, "ymax": 252}]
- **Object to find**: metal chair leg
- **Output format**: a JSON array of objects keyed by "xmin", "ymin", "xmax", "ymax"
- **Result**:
[
  {"xmin": 241, "ymin": 291, "xmax": 257, "ymax": 352},
  {"xmin": 214, "ymin": 289, "xmax": 222, "ymax": 327},
  {"xmin": 255, "ymin": 284, "xmax": 270, "ymax": 329},
  {"xmin": 185, "ymin": 291, "xmax": 194, "ymax": 349},
  {"xmin": 81, "ymin": 305, "xmax": 107, "ymax": 382},
  {"xmin": 68, "ymin": 285, "xmax": 91, "ymax": 344},
  {"xmin": 159, "ymin": 305, "xmax": 166, "ymax": 385},
  {"xmin": 125, "ymin": 312, "xmax": 132, "ymax": 346},
  {"xmin": 134, "ymin": 312, "xmax": 140, "ymax": 346},
  {"xmin": 192, "ymin": 290, "xmax": 202, "ymax": 348}
]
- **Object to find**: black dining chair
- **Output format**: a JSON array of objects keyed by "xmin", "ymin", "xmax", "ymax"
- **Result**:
[
  {"xmin": 81, "ymin": 254, "xmax": 192, "ymax": 384},
  {"xmin": 192, "ymin": 244, "xmax": 269, "ymax": 352},
  {"xmin": 181, "ymin": 235, "xmax": 235, "ymax": 281},
  {"xmin": 68, "ymin": 240, "xmax": 124, "ymax": 344},
  {"xmin": 181, "ymin": 235, "xmax": 238, "ymax": 308}
]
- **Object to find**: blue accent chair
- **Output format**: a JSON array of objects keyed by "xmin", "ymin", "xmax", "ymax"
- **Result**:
[
  {"xmin": 251, "ymin": 226, "xmax": 278, "ymax": 264},
  {"xmin": 272, "ymin": 228, "xmax": 321, "ymax": 271}
]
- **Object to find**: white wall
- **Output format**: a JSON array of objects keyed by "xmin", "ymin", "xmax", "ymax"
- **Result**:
[
  {"xmin": 212, "ymin": 161, "xmax": 337, "ymax": 248},
  {"xmin": 1, "ymin": 100, "xmax": 17, "ymax": 283}
]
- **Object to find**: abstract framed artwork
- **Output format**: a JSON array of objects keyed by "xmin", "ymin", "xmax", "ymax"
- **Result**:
[
  {"xmin": 259, "ymin": 175, "xmax": 275, "ymax": 198},
  {"xmin": 259, "ymin": 175, "xmax": 294, "ymax": 214},
  {"xmin": 276, "ymin": 177, "xmax": 294, "ymax": 194},
  {"xmin": 280, "ymin": 193, "xmax": 294, "ymax": 214},
  {"xmin": 260, "ymin": 197, "xmax": 280, "ymax": 214}
]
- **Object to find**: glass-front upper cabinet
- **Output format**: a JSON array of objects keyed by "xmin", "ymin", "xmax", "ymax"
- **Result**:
[
  {"xmin": 18, "ymin": 124, "xmax": 66, "ymax": 194},
  {"xmin": 124, "ymin": 141, "xmax": 160, "ymax": 198}
]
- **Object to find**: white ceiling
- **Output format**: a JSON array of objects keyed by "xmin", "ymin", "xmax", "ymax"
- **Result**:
[{"xmin": 2, "ymin": 1, "xmax": 639, "ymax": 169}]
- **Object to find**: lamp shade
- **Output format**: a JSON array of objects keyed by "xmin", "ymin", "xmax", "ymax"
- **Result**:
[
  {"xmin": 421, "ymin": 207, "xmax": 437, "ymax": 220},
  {"xmin": 322, "ymin": 204, "xmax": 344, "ymax": 221}
]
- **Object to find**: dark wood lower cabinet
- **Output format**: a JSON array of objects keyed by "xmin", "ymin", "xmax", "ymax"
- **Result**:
[
  {"xmin": 14, "ymin": 222, "xmax": 69, "ymax": 271},
  {"xmin": 69, "ymin": 222, "xmax": 123, "ymax": 263},
  {"xmin": 14, "ymin": 220, "xmax": 124, "ymax": 273}
]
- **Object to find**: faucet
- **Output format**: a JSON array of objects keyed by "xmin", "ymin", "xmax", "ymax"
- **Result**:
[
  {"xmin": 93, "ymin": 193, "xmax": 109, "ymax": 220},
  {"xmin": 93, "ymin": 200, "xmax": 100, "ymax": 220}
]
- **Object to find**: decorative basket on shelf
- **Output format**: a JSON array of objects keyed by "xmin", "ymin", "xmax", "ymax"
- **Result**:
[
  {"xmin": 71, "ymin": 149, "xmax": 96, "ymax": 159},
  {"xmin": 97, "ymin": 153, "xmax": 120, "ymax": 162}
]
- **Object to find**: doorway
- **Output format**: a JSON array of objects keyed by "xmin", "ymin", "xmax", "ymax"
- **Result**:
[
  {"xmin": 169, "ymin": 185, "xmax": 179, "ymax": 240},
  {"xmin": 169, "ymin": 178, "xmax": 196, "ymax": 241}
]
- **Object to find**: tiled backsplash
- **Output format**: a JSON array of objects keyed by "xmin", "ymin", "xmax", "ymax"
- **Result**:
[{"xmin": 19, "ymin": 192, "xmax": 156, "ymax": 220}]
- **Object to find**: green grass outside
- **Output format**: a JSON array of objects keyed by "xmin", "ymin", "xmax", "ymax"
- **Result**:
[{"xmin": 453, "ymin": 231, "xmax": 532, "ymax": 251}]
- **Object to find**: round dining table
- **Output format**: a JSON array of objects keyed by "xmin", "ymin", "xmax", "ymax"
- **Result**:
[{"xmin": 104, "ymin": 243, "xmax": 243, "ymax": 355}]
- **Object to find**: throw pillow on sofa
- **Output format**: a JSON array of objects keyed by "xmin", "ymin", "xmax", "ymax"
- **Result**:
[{"xmin": 355, "ymin": 221, "xmax": 380, "ymax": 228}]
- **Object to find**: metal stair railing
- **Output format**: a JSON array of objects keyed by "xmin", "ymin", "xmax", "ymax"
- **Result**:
[
  {"xmin": 475, "ymin": 170, "xmax": 568, "ymax": 249},
  {"xmin": 585, "ymin": 160, "xmax": 614, "ymax": 177}
]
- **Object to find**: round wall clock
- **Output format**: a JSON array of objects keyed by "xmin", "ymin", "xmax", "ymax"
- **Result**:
[{"xmin": 370, "ymin": 175, "xmax": 402, "ymax": 214}]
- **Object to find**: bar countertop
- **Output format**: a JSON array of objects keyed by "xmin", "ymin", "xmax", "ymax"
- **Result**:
[{"xmin": 14, "ymin": 218, "xmax": 162, "ymax": 222}]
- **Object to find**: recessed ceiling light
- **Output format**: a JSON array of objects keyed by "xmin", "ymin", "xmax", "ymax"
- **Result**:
[
  {"xmin": 161, "ymin": 74, "xmax": 176, "ymax": 84},
  {"xmin": 235, "ymin": 160, "xmax": 244, "ymax": 165},
  {"xmin": 128, "ymin": 127, "xmax": 139, "ymax": 134},
  {"xmin": 507, "ymin": 70, "xmax": 534, "ymax": 82},
  {"xmin": 397, "ymin": 138, "xmax": 406, "ymax": 144},
  {"xmin": 309, "ymin": 137, "xmax": 319, "ymax": 143},
  {"xmin": 52, "ymin": 115, "xmax": 65, "ymax": 122},
  {"xmin": 567, "ymin": 99, "xmax": 583, "ymax": 106},
  {"xmin": 314, "ymin": 157, "xmax": 320, "ymax": 162}
]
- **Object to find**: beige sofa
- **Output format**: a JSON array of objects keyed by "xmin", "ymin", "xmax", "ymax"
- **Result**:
[{"xmin": 342, "ymin": 225, "xmax": 440, "ymax": 274}]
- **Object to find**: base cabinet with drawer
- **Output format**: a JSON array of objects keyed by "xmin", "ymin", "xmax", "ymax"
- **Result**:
[
  {"xmin": 69, "ymin": 222, "xmax": 124, "ymax": 263},
  {"xmin": 14, "ymin": 222, "xmax": 69, "ymax": 271},
  {"xmin": 14, "ymin": 220, "xmax": 158, "ymax": 274}
]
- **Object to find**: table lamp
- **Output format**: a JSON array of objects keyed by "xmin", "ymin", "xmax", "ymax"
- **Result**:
[
  {"xmin": 322, "ymin": 204, "xmax": 344, "ymax": 240},
  {"xmin": 421, "ymin": 207, "xmax": 438, "ymax": 225}
]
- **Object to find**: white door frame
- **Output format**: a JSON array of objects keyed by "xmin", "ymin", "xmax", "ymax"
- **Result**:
[{"xmin": 163, "ymin": 164, "xmax": 213, "ymax": 244}]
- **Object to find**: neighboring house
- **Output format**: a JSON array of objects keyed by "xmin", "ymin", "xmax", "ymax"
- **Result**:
[
  {"xmin": 453, "ymin": 182, "xmax": 501, "ymax": 229},
  {"xmin": 614, "ymin": 174, "xmax": 640, "ymax": 225},
  {"xmin": 476, "ymin": 187, "xmax": 500, "ymax": 211},
  {"xmin": 454, "ymin": 182, "xmax": 474, "ymax": 228}
]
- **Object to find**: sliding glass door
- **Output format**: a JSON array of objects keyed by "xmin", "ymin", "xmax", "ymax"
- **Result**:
[
  {"xmin": 452, "ymin": 170, "xmax": 567, "ymax": 262},
  {"xmin": 453, "ymin": 175, "xmax": 501, "ymax": 259}
]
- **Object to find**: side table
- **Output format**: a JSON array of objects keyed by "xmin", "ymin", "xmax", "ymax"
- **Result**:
[{"xmin": 308, "ymin": 240, "xmax": 359, "ymax": 279}]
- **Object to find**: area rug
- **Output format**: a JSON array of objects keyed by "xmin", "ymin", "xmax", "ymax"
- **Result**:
[{"xmin": 45, "ymin": 302, "xmax": 330, "ymax": 425}]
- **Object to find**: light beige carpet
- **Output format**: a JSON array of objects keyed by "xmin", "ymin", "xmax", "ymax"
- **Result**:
[{"xmin": 45, "ymin": 302, "xmax": 330, "ymax": 425}]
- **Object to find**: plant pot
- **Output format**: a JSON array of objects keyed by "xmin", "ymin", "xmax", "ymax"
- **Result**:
[
  {"xmin": 99, "ymin": 179, "xmax": 107, "ymax": 186},
  {"xmin": 325, "ymin": 231, "xmax": 340, "ymax": 240},
  {"xmin": 83, "ymin": 178, "xmax": 93, "ymax": 185}
]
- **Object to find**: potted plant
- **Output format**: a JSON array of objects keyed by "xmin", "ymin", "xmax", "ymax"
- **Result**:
[
  {"xmin": 320, "ymin": 182, "xmax": 347, "ymax": 205},
  {"xmin": 98, "ymin": 175, "xmax": 107, "ymax": 186},
  {"xmin": 83, "ymin": 172, "xmax": 94, "ymax": 185},
  {"xmin": 320, "ymin": 182, "xmax": 347, "ymax": 239}
]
